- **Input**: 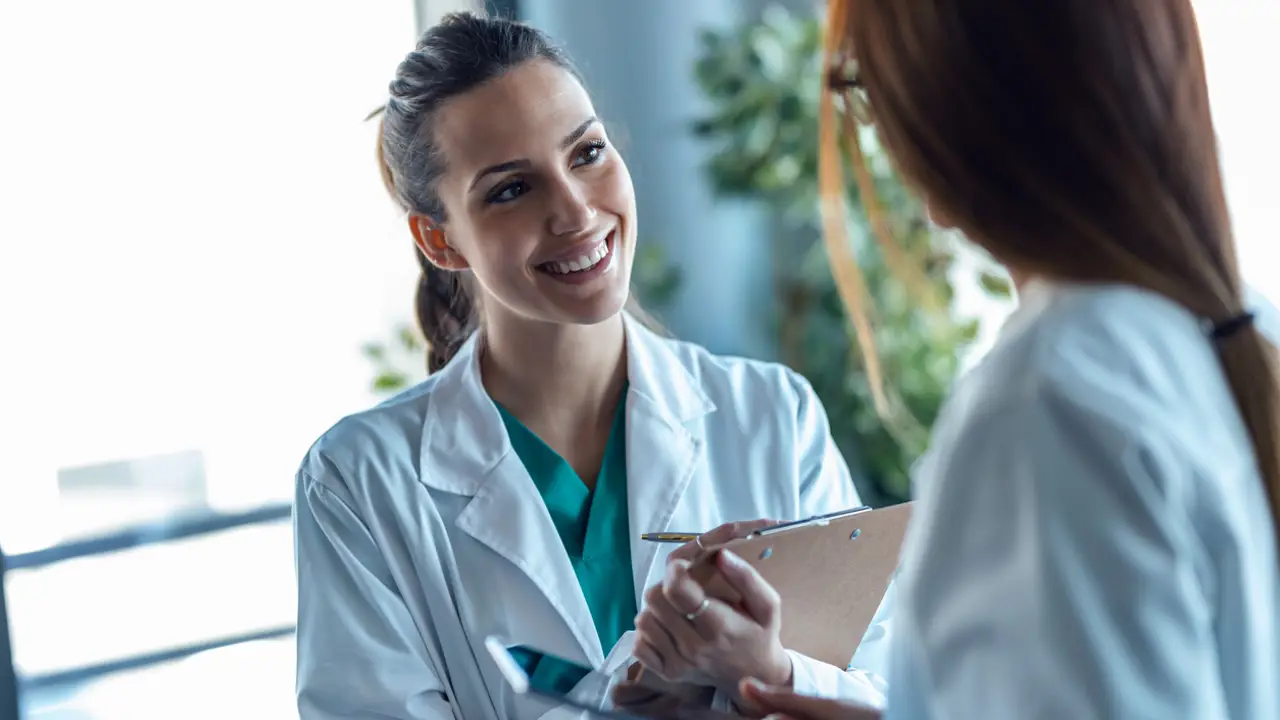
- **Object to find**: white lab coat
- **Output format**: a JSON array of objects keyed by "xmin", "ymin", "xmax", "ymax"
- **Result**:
[
  {"xmin": 885, "ymin": 280, "xmax": 1280, "ymax": 719},
  {"xmin": 293, "ymin": 313, "xmax": 891, "ymax": 720}
]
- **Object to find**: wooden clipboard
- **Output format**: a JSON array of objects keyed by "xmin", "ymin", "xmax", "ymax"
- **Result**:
[{"xmin": 691, "ymin": 502, "xmax": 913, "ymax": 668}]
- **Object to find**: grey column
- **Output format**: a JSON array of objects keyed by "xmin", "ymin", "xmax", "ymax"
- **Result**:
[{"xmin": 519, "ymin": 0, "xmax": 778, "ymax": 358}]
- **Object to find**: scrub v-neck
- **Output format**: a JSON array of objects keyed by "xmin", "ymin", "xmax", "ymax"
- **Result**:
[{"xmin": 493, "ymin": 386, "xmax": 636, "ymax": 695}]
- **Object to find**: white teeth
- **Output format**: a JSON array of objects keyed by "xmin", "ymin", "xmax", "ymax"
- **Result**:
[{"xmin": 545, "ymin": 236, "xmax": 612, "ymax": 275}]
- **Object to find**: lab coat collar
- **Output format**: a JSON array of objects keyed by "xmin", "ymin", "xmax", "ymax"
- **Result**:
[
  {"xmin": 416, "ymin": 312, "xmax": 716, "ymax": 667},
  {"xmin": 417, "ymin": 312, "xmax": 715, "ymax": 497},
  {"xmin": 417, "ymin": 331, "xmax": 508, "ymax": 497},
  {"xmin": 619, "ymin": 313, "xmax": 716, "ymax": 604},
  {"xmin": 621, "ymin": 312, "xmax": 716, "ymax": 424}
]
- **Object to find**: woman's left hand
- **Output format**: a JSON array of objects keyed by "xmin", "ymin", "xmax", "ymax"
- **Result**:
[{"xmin": 632, "ymin": 548, "xmax": 793, "ymax": 690}]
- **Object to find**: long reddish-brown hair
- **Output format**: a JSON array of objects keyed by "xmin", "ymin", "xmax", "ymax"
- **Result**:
[{"xmin": 819, "ymin": 0, "xmax": 1280, "ymax": 542}]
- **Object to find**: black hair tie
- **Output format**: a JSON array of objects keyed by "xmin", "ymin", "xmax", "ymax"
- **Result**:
[{"xmin": 1210, "ymin": 311, "xmax": 1256, "ymax": 341}]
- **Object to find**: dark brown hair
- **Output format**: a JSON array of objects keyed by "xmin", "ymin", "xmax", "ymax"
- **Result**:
[
  {"xmin": 821, "ymin": 1, "xmax": 1280, "ymax": 543},
  {"xmin": 375, "ymin": 12, "xmax": 659, "ymax": 373}
]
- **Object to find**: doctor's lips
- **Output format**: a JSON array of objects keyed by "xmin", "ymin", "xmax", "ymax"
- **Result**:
[{"xmin": 534, "ymin": 229, "xmax": 616, "ymax": 284}]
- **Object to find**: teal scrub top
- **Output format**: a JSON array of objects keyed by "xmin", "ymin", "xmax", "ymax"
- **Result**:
[{"xmin": 494, "ymin": 388, "xmax": 637, "ymax": 695}]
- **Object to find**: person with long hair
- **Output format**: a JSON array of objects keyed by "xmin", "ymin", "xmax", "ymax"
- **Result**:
[
  {"xmin": 641, "ymin": 1, "xmax": 1279, "ymax": 717},
  {"xmin": 291, "ymin": 12, "xmax": 892, "ymax": 719}
]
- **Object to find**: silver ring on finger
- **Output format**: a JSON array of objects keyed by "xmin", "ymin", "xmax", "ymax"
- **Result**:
[{"xmin": 684, "ymin": 598, "xmax": 711, "ymax": 623}]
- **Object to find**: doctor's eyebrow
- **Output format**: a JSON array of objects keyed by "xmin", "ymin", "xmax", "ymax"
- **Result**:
[
  {"xmin": 467, "ymin": 116, "xmax": 600, "ymax": 191},
  {"xmin": 558, "ymin": 116, "xmax": 598, "ymax": 150}
]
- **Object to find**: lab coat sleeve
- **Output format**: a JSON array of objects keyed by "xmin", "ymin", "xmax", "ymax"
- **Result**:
[
  {"xmin": 892, "ymin": 379, "xmax": 1226, "ymax": 719},
  {"xmin": 783, "ymin": 369, "xmax": 890, "ymax": 708},
  {"xmin": 294, "ymin": 469, "xmax": 454, "ymax": 720}
]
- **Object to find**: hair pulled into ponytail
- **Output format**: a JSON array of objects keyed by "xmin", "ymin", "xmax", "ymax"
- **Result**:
[{"xmin": 372, "ymin": 12, "xmax": 582, "ymax": 373}]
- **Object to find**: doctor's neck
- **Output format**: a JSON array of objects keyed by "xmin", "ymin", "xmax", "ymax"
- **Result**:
[{"xmin": 480, "ymin": 310, "xmax": 628, "ymax": 427}]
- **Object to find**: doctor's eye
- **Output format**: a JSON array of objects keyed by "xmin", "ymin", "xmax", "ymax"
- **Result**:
[
  {"xmin": 571, "ymin": 139, "xmax": 608, "ymax": 168},
  {"xmin": 486, "ymin": 179, "xmax": 530, "ymax": 205}
]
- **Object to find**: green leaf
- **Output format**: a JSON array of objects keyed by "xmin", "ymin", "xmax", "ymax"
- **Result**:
[
  {"xmin": 397, "ymin": 325, "xmax": 424, "ymax": 352},
  {"xmin": 373, "ymin": 372, "xmax": 409, "ymax": 393},
  {"xmin": 978, "ymin": 271, "xmax": 1013, "ymax": 298}
]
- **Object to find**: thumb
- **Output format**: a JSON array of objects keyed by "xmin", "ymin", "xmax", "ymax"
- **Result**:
[
  {"xmin": 740, "ymin": 678, "xmax": 805, "ymax": 717},
  {"xmin": 716, "ymin": 549, "xmax": 780, "ymax": 626},
  {"xmin": 740, "ymin": 677, "xmax": 787, "ymax": 704}
]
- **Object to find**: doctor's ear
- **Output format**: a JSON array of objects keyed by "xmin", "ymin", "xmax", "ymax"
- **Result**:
[{"xmin": 409, "ymin": 214, "xmax": 469, "ymax": 271}]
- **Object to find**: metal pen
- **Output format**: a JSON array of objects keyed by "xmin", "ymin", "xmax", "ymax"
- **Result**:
[{"xmin": 638, "ymin": 532, "xmax": 700, "ymax": 544}]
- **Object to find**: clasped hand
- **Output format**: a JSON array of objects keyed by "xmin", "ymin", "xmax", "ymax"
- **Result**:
[{"xmin": 631, "ymin": 520, "xmax": 794, "ymax": 693}]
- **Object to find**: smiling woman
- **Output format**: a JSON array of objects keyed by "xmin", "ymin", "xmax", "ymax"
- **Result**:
[
  {"xmin": 372, "ymin": 25, "xmax": 659, "ymax": 373},
  {"xmin": 292, "ymin": 11, "xmax": 894, "ymax": 720}
]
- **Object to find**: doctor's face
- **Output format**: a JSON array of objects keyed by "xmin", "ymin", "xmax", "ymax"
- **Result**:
[{"xmin": 424, "ymin": 60, "xmax": 638, "ymax": 327}]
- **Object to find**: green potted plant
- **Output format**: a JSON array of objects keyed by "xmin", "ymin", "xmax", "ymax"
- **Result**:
[{"xmin": 692, "ymin": 5, "xmax": 1011, "ymax": 504}]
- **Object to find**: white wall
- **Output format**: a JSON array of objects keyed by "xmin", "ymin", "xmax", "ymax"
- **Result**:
[
  {"xmin": 0, "ymin": 1, "xmax": 420, "ymax": 552},
  {"xmin": 960, "ymin": 2, "xmax": 1280, "ymax": 362},
  {"xmin": 1197, "ymin": 1, "xmax": 1280, "ymax": 302}
]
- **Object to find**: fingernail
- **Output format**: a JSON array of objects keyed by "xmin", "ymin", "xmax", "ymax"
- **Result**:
[{"xmin": 743, "ymin": 677, "xmax": 775, "ymax": 694}]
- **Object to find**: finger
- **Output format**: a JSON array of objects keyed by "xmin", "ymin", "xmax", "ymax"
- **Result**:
[
  {"xmin": 700, "ymin": 518, "xmax": 778, "ymax": 548},
  {"xmin": 634, "ymin": 612, "xmax": 691, "ymax": 681},
  {"xmin": 662, "ymin": 559, "xmax": 709, "ymax": 616},
  {"xmin": 666, "ymin": 537, "xmax": 705, "ymax": 564},
  {"xmin": 643, "ymin": 590, "xmax": 706, "ymax": 657},
  {"xmin": 631, "ymin": 638, "xmax": 667, "ymax": 678},
  {"xmin": 715, "ymin": 550, "xmax": 782, "ymax": 627},
  {"xmin": 668, "ymin": 519, "xmax": 780, "ymax": 564},
  {"xmin": 639, "ymin": 597, "xmax": 702, "ymax": 667},
  {"xmin": 662, "ymin": 560, "xmax": 749, "ymax": 643}
]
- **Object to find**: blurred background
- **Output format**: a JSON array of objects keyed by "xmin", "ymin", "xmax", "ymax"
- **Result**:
[{"xmin": 0, "ymin": 0, "xmax": 1274, "ymax": 717}]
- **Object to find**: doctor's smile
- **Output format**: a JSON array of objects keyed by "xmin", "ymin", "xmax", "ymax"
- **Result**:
[{"xmin": 532, "ymin": 226, "xmax": 617, "ymax": 285}]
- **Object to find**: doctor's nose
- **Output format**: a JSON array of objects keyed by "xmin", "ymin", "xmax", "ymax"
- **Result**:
[{"xmin": 545, "ymin": 178, "xmax": 597, "ymax": 237}]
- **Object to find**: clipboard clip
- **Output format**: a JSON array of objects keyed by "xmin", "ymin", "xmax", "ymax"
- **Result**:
[{"xmin": 750, "ymin": 506, "xmax": 870, "ymax": 538}]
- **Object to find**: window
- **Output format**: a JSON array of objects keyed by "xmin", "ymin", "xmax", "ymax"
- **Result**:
[
  {"xmin": 0, "ymin": 1, "xmax": 419, "ymax": 715},
  {"xmin": 1196, "ymin": 1, "xmax": 1280, "ymax": 303}
]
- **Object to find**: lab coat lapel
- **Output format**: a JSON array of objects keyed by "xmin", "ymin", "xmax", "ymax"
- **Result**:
[
  {"xmin": 622, "ymin": 316, "xmax": 716, "ymax": 603},
  {"xmin": 419, "ymin": 336, "xmax": 604, "ymax": 667}
]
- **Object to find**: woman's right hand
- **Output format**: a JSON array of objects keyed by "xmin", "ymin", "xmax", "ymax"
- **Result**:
[
  {"xmin": 627, "ymin": 512, "xmax": 778, "ymax": 686},
  {"xmin": 649, "ymin": 517, "xmax": 779, "ymax": 687},
  {"xmin": 665, "ymin": 519, "xmax": 779, "ymax": 565}
]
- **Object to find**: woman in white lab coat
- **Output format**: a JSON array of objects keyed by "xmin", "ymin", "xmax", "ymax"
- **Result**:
[
  {"xmin": 292, "ymin": 12, "xmax": 890, "ymax": 720},
  {"xmin": 660, "ymin": 1, "xmax": 1280, "ymax": 719}
]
